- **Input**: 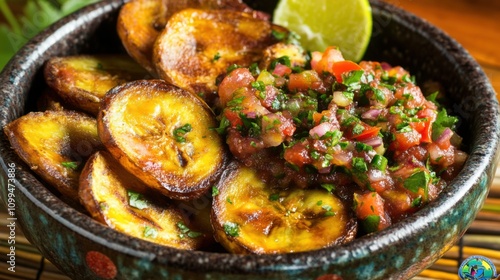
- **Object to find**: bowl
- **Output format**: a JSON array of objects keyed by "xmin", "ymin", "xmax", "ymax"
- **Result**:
[{"xmin": 1, "ymin": 0, "xmax": 499, "ymax": 279}]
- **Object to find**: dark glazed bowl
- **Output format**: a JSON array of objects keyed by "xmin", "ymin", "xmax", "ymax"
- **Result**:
[{"xmin": 0, "ymin": 0, "xmax": 499, "ymax": 279}]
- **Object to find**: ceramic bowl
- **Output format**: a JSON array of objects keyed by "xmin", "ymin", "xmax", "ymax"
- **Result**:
[{"xmin": 0, "ymin": 0, "xmax": 498, "ymax": 279}]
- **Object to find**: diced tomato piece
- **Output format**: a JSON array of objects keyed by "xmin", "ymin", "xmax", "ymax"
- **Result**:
[
  {"xmin": 310, "ymin": 51, "xmax": 323, "ymax": 73},
  {"xmin": 218, "ymin": 68, "xmax": 254, "ymax": 107},
  {"xmin": 331, "ymin": 60, "xmax": 362, "ymax": 83},
  {"xmin": 394, "ymin": 84, "xmax": 425, "ymax": 109},
  {"xmin": 311, "ymin": 47, "xmax": 344, "ymax": 74},
  {"xmin": 283, "ymin": 142, "xmax": 311, "ymax": 167},
  {"xmin": 288, "ymin": 70, "xmax": 323, "ymax": 92},
  {"xmin": 390, "ymin": 129, "xmax": 421, "ymax": 151},
  {"xmin": 410, "ymin": 120, "xmax": 432, "ymax": 143},
  {"xmin": 272, "ymin": 63, "xmax": 292, "ymax": 76},
  {"xmin": 349, "ymin": 122, "xmax": 381, "ymax": 141},
  {"xmin": 354, "ymin": 192, "xmax": 391, "ymax": 231},
  {"xmin": 223, "ymin": 109, "xmax": 242, "ymax": 128}
]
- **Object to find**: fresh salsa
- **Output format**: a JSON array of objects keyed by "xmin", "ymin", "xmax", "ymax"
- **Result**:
[{"xmin": 214, "ymin": 45, "xmax": 467, "ymax": 233}]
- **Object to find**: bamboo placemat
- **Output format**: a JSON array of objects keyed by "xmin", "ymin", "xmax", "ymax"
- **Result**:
[{"xmin": 1, "ymin": 170, "xmax": 499, "ymax": 280}]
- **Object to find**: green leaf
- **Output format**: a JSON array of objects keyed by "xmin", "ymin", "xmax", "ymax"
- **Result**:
[
  {"xmin": 403, "ymin": 170, "xmax": 430, "ymax": 194},
  {"xmin": 362, "ymin": 215, "xmax": 380, "ymax": 233},
  {"xmin": 432, "ymin": 109, "xmax": 458, "ymax": 141},
  {"xmin": 143, "ymin": 226, "xmax": 158, "ymax": 239},
  {"xmin": 223, "ymin": 222, "xmax": 240, "ymax": 237},
  {"xmin": 127, "ymin": 190, "xmax": 148, "ymax": 210},
  {"xmin": 61, "ymin": 161, "xmax": 78, "ymax": 170}
]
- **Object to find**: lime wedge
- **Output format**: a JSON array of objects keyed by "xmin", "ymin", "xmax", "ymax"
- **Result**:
[{"xmin": 273, "ymin": 0, "xmax": 372, "ymax": 61}]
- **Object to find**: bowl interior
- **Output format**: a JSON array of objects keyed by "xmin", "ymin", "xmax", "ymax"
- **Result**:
[{"xmin": 0, "ymin": 0, "xmax": 498, "ymax": 279}]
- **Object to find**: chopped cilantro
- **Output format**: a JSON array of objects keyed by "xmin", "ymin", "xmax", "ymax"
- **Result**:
[
  {"xmin": 352, "ymin": 123, "xmax": 365, "ymax": 135},
  {"xmin": 127, "ymin": 190, "xmax": 148, "ymax": 210},
  {"xmin": 371, "ymin": 155, "xmax": 388, "ymax": 171},
  {"xmin": 173, "ymin": 123, "xmax": 192, "ymax": 143},
  {"xmin": 61, "ymin": 161, "xmax": 78, "ymax": 170},
  {"xmin": 342, "ymin": 70, "xmax": 364, "ymax": 86},
  {"xmin": 212, "ymin": 52, "xmax": 221, "ymax": 62},
  {"xmin": 403, "ymin": 170, "xmax": 430, "ymax": 195},
  {"xmin": 362, "ymin": 215, "xmax": 380, "ymax": 233},
  {"xmin": 212, "ymin": 186, "xmax": 219, "ymax": 197},
  {"xmin": 223, "ymin": 222, "xmax": 240, "ymax": 237},
  {"xmin": 352, "ymin": 157, "xmax": 368, "ymax": 172},
  {"xmin": 432, "ymin": 109, "xmax": 458, "ymax": 141},
  {"xmin": 177, "ymin": 222, "xmax": 202, "ymax": 239},
  {"xmin": 269, "ymin": 193, "xmax": 280, "ymax": 201},
  {"xmin": 321, "ymin": 184, "xmax": 335, "ymax": 192},
  {"xmin": 271, "ymin": 29, "xmax": 287, "ymax": 40},
  {"xmin": 214, "ymin": 115, "xmax": 230, "ymax": 134},
  {"xmin": 251, "ymin": 81, "xmax": 266, "ymax": 92},
  {"xmin": 143, "ymin": 226, "xmax": 158, "ymax": 239},
  {"xmin": 355, "ymin": 142, "xmax": 373, "ymax": 152}
]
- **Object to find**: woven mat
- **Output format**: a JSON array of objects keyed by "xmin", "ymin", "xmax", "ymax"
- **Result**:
[{"xmin": 1, "ymin": 170, "xmax": 499, "ymax": 280}]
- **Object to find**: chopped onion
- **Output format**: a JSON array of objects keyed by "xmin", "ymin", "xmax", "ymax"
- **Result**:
[
  {"xmin": 368, "ymin": 169, "xmax": 385, "ymax": 182},
  {"xmin": 362, "ymin": 136, "xmax": 383, "ymax": 148},
  {"xmin": 246, "ymin": 111, "xmax": 257, "ymax": 118},
  {"xmin": 435, "ymin": 128, "xmax": 453, "ymax": 147},
  {"xmin": 361, "ymin": 109, "xmax": 382, "ymax": 120},
  {"xmin": 454, "ymin": 150, "xmax": 468, "ymax": 166},
  {"xmin": 332, "ymin": 91, "xmax": 352, "ymax": 107},
  {"xmin": 381, "ymin": 62, "xmax": 392, "ymax": 70},
  {"xmin": 272, "ymin": 64, "xmax": 292, "ymax": 77},
  {"xmin": 309, "ymin": 122, "xmax": 335, "ymax": 138},
  {"xmin": 318, "ymin": 166, "xmax": 331, "ymax": 174}
]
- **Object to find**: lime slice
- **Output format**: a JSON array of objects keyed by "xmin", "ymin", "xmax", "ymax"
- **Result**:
[{"xmin": 273, "ymin": 0, "xmax": 372, "ymax": 61}]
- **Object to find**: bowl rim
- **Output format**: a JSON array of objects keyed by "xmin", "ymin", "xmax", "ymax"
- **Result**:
[{"xmin": 0, "ymin": 0, "xmax": 499, "ymax": 276}]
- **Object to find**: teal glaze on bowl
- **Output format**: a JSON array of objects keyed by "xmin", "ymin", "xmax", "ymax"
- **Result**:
[{"xmin": 0, "ymin": 0, "xmax": 499, "ymax": 279}]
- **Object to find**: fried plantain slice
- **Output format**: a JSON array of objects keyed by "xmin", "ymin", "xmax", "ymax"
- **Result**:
[
  {"xmin": 44, "ymin": 54, "xmax": 149, "ymax": 116},
  {"xmin": 153, "ymin": 8, "xmax": 280, "ymax": 105},
  {"xmin": 98, "ymin": 79, "xmax": 228, "ymax": 200},
  {"xmin": 117, "ymin": 0, "xmax": 254, "ymax": 75},
  {"xmin": 212, "ymin": 162, "xmax": 357, "ymax": 254},
  {"xmin": 4, "ymin": 111, "xmax": 102, "ymax": 200},
  {"xmin": 79, "ymin": 151, "xmax": 211, "ymax": 249}
]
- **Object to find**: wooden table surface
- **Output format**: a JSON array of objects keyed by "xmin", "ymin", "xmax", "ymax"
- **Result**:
[
  {"xmin": 1, "ymin": 1, "xmax": 499, "ymax": 280},
  {"xmin": 384, "ymin": 0, "xmax": 500, "ymax": 98}
]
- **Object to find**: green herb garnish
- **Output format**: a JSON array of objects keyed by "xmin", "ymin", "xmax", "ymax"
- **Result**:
[{"xmin": 127, "ymin": 190, "xmax": 148, "ymax": 210}]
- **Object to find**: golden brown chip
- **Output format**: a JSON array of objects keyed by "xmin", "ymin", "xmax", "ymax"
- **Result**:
[
  {"xmin": 117, "ymin": 0, "xmax": 254, "ymax": 74},
  {"xmin": 98, "ymin": 79, "xmax": 228, "ymax": 200},
  {"xmin": 44, "ymin": 54, "xmax": 148, "ymax": 116},
  {"xmin": 153, "ymin": 8, "xmax": 280, "ymax": 105},
  {"xmin": 212, "ymin": 162, "xmax": 357, "ymax": 254},
  {"xmin": 79, "ymin": 151, "xmax": 211, "ymax": 249},
  {"xmin": 4, "ymin": 111, "xmax": 102, "ymax": 200}
]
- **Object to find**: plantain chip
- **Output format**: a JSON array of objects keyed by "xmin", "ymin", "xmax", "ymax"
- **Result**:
[
  {"xmin": 79, "ymin": 151, "xmax": 211, "ymax": 249},
  {"xmin": 212, "ymin": 162, "xmax": 357, "ymax": 254},
  {"xmin": 153, "ymin": 8, "xmax": 280, "ymax": 105},
  {"xmin": 4, "ymin": 111, "xmax": 102, "ymax": 200},
  {"xmin": 117, "ymin": 0, "xmax": 254, "ymax": 75},
  {"xmin": 98, "ymin": 79, "xmax": 228, "ymax": 200},
  {"xmin": 44, "ymin": 54, "xmax": 149, "ymax": 116}
]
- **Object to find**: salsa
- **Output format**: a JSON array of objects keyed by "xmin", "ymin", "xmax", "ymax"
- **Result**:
[{"xmin": 215, "ymin": 45, "xmax": 467, "ymax": 233}]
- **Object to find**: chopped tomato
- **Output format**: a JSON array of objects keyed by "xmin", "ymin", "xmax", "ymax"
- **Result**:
[
  {"xmin": 218, "ymin": 68, "xmax": 254, "ymax": 107},
  {"xmin": 331, "ymin": 60, "xmax": 362, "ymax": 83},
  {"xmin": 283, "ymin": 142, "xmax": 311, "ymax": 167},
  {"xmin": 272, "ymin": 63, "xmax": 292, "ymax": 76},
  {"xmin": 349, "ymin": 122, "xmax": 381, "ymax": 141},
  {"xmin": 410, "ymin": 120, "xmax": 432, "ymax": 143},
  {"xmin": 288, "ymin": 70, "xmax": 323, "ymax": 92},
  {"xmin": 311, "ymin": 46, "xmax": 344, "ymax": 74},
  {"xmin": 223, "ymin": 109, "xmax": 242, "ymax": 128},
  {"xmin": 354, "ymin": 192, "xmax": 391, "ymax": 232},
  {"xmin": 390, "ymin": 129, "xmax": 421, "ymax": 151}
]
